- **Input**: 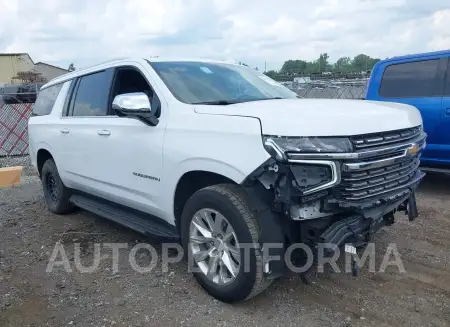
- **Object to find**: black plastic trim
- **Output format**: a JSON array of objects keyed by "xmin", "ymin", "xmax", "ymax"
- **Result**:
[
  {"xmin": 243, "ymin": 182, "xmax": 286, "ymax": 279},
  {"xmin": 69, "ymin": 192, "xmax": 179, "ymax": 241}
]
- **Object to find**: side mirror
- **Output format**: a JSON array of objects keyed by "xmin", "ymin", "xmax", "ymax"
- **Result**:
[
  {"xmin": 112, "ymin": 92, "xmax": 151, "ymax": 113},
  {"xmin": 112, "ymin": 92, "xmax": 158, "ymax": 126}
]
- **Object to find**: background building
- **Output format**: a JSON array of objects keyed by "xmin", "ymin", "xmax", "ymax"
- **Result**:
[
  {"xmin": 34, "ymin": 62, "xmax": 69, "ymax": 81},
  {"xmin": 0, "ymin": 53, "xmax": 69, "ymax": 85},
  {"xmin": 0, "ymin": 53, "xmax": 34, "ymax": 85}
]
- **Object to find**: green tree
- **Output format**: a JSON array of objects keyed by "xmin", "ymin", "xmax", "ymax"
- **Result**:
[
  {"xmin": 280, "ymin": 60, "xmax": 308, "ymax": 74},
  {"xmin": 264, "ymin": 70, "xmax": 278, "ymax": 79},
  {"xmin": 277, "ymin": 53, "xmax": 381, "ymax": 78},
  {"xmin": 304, "ymin": 61, "xmax": 320, "ymax": 74},
  {"xmin": 352, "ymin": 54, "xmax": 380, "ymax": 72},
  {"xmin": 318, "ymin": 53, "xmax": 330, "ymax": 72},
  {"xmin": 333, "ymin": 57, "xmax": 351, "ymax": 72}
]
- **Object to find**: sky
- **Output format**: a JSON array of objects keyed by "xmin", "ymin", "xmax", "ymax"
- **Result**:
[{"xmin": 0, "ymin": 0, "xmax": 449, "ymax": 71}]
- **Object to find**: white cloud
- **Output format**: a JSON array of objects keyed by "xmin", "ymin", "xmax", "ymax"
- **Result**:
[{"xmin": 0, "ymin": 0, "xmax": 449, "ymax": 70}]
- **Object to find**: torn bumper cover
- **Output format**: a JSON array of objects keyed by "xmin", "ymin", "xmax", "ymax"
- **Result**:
[
  {"xmin": 321, "ymin": 188, "xmax": 420, "ymax": 252},
  {"xmin": 243, "ymin": 127, "xmax": 426, "ymax": 277}
]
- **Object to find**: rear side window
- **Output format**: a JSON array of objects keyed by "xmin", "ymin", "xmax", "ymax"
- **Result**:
[
  {"xmin": 72, "ymin": 70, "xmax": 113, "ymax": 117},
  {"xmin": 446, "ymin": 61, "xmax": 450, "ymax": 96},
  {"xmin": 379, "ymin": 59, "xmax": 439, "ymax": 98},
  {"xmin": 32, "ymin": 83, "xmax": 63, "ymax": 116}
]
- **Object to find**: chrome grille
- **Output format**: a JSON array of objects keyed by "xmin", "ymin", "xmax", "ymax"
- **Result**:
[
  {"xmin": 286, "ymin": 126, "xmax": 426, "ymax": 202},
  {"xmin": 335, "ymin": 126, "xmax": 425, "ymax": 202},
  {"xmin": 336, "ymin": 157, "xmax": 420, "ymax": 201},
  {"xmin": 350, "ymin": 126, "xmax": 422, "ymax": 150}
]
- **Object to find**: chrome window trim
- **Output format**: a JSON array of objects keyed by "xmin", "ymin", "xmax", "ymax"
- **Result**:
[{"xmin": 288, "ymin": 160, "xmax": 340, "ymax": 195}]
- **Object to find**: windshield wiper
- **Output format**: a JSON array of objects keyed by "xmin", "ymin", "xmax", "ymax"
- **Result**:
[
  {"xmin": 192, "ymin": 97, "xmax": 286, "ymax": 105},
  {"xmin": 256, "ymin": 97, "xmax": 283, "ymax": 101},
  {"xmin": 191, "ymin": 100, "xmax": 238, "ymax": 105}
]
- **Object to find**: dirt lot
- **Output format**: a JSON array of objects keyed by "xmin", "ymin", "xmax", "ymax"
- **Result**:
[{"xmin": 1, "ymin": 158, "xmax": 449, "ymax": 327}]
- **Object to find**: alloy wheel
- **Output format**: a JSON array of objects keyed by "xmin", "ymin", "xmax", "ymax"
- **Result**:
[{"xmin": 189, "ymin": 208, "xmax": 241, "ymax": 285}]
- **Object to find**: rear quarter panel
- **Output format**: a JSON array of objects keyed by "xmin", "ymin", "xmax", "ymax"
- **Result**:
[{"xmin": 28, "ymin": 81, "xmax": 72, "ymax": 176}]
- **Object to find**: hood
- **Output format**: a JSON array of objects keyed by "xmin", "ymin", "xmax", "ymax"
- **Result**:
[{"xmin": 194, "ymin": 99, "xmax": 422, "ymax": 136}]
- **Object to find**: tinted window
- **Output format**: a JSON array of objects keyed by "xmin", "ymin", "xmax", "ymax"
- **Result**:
[
  {"xmin": 111, "ymin": 68, "xmax": 161, "ymax": 117},
  {"xmin": 113, "ymin": 69, "xmax": 153, "ymax": 98},
  {"xmin": 32, "ymin": 83, "xmax": 64, "ymax": 116},
  {"xmin": 72, "ymin": 70, "xmax": 113, "ymax": 116},
  {"xmin": 380, "ymin": 59, "xmax": 439, "ymax": 98},
  {"xmin": 446, "ymin": 62, "xmax": 450, "ymax": 96}
]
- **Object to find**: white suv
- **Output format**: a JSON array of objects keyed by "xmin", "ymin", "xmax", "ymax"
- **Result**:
[{"xmin": 28, "ymin": 58, "xmax": 426, "ymax": 302}]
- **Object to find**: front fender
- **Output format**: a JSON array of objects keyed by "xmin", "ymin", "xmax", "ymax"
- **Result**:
[
  {"xmin": 161, "ymin": 158, "xmax": 248, "ymax": 224},
  {"xmin": 176, "ymin": 157, "xmax": 247, "ymax": 184},
  {"xmin": 159, "ymin": 113, "xmax": 270, "ymax": 224}
]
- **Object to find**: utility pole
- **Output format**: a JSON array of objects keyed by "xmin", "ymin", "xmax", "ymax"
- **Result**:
[{"xmin": 264, "ymin": 61, "xmax": 267, "ymax": 73}]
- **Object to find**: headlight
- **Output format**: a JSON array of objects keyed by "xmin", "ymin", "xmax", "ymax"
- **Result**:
[{"xmin": 263, "ymin": 135, "xmax": 353, "ymax": 159}]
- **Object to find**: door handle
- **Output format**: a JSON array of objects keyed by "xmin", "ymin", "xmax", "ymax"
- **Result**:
[
  {"xmin": 446, "ymin": 108, "xmax": 450, "ymax": 116},
  {"xmin": 97, "ymin": 129, "xmax": 111, "ymax": 136},
  {"xmin": 60, "ymin": 129, "xmax": 70, "ymax": 134}
]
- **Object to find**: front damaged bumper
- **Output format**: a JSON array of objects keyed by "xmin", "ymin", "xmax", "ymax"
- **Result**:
[
  {"xmin": 321, "ymin": 188, "xmax": 420, "ymax": 251},
  {"xmin": 249, "ymin": 129, "xmax": 427, "ymax": 217},
  {"xmin": 242, "ymin": 128, "xmax": 427, "ymax": 278}
]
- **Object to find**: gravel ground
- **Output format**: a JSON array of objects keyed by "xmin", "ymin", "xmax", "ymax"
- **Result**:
[
  {"xmin": 0, "ymin": 155, "xmax": 35, "ymax": 176},
  {"xmin": 1, "ymin": 156, "xmax": 449, "ymax": 327}
]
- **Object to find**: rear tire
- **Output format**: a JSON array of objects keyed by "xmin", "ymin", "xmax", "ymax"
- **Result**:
[
  {"xmin": 181, "ymin": 184, "xmax": 272, "ymax": 303},
  {"xmin": 41, "ymin": 159, "xmax": 74, "ymax": 214}
]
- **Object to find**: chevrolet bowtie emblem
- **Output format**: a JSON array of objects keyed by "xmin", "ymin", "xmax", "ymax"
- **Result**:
[{"xmin": 407, "ymin": 144, "xmax": 420, "ymax": 155}]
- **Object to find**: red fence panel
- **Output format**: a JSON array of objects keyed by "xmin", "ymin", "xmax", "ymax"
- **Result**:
[{"xmin": 0, "ymin": 103, "xmax": 34, "ymax": 156}]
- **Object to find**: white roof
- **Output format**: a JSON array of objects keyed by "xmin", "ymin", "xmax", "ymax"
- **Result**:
[
  {"xmin": 42, "ymin": 57, "xmax": 239, "ymax": 89},
  {"xmin": 148, "ymin": 56, "xmax": 238, "ymax": 64}
]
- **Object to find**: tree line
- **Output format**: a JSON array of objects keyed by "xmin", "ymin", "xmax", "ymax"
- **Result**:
[{"xmin": 265, "ymin": 53, "xmax": 380, "ymax": 80}]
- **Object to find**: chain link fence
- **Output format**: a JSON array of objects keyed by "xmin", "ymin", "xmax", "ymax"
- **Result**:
[
  {"xmin": 0, "ymin": 84, "xmax": 37, "ymax": 157},
  {"xmin": 281, "ymin": 78, "xmax": 369, "ymax": 99}
]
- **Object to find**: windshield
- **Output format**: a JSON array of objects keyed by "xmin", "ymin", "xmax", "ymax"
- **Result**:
[{"xmin": 148, "ymin": 61, "xmax": 298, "ymax": 104}]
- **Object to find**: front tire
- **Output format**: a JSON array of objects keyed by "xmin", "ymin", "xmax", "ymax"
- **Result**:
[
  {"xmin": 181, "ymin": 184, "xmax": 271, "ymax": 302},
  {"xmin": 41, "ymin": 159, "xmax": 73, "ymax": 214}
]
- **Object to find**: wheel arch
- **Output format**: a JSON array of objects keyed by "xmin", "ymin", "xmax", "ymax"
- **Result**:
[
  {"xmin": 169, "ymin": 157, "xmax": 267, "ymax": 228},
  {"xmin": 36, "ymin": 148, "xmax": 54, "ymax": 178},
  {"xmin": 173, "ymin": 169, "xmax": 240, "ymax": 230}
]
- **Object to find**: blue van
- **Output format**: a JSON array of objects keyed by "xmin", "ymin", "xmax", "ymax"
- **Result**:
[{"xmin": 366, "ymin": 50, "xmax": 450, "ymax": 169}]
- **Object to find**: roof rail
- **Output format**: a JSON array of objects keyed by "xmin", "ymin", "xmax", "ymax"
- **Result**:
[{"xmin": 81, "ymin": 57, "xmax": 129, "ymax": 70}]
